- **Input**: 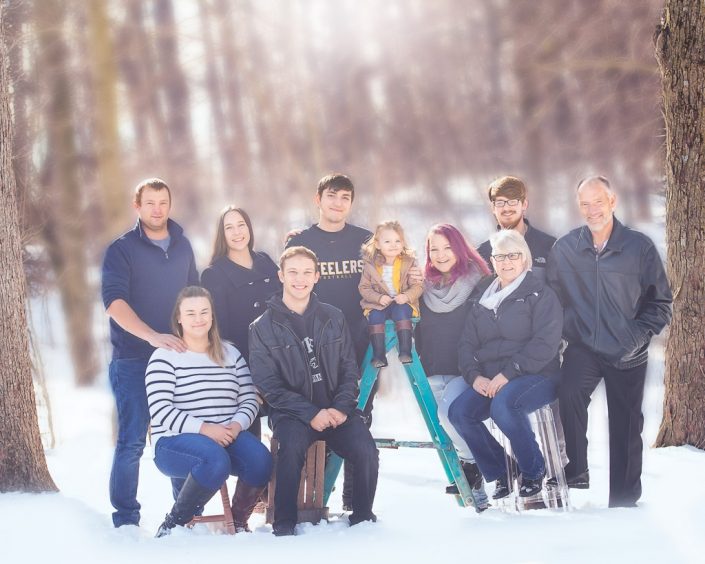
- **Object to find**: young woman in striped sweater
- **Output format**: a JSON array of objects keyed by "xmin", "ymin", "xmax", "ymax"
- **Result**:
[{"xmin": 146, "ymin": 286, "xmax": 272, "ymax": 537}]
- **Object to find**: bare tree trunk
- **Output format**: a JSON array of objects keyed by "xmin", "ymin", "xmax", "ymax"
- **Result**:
[
  {"xmin": 0, "ymin": 5, "xmax": 57, "ymax": 492},
  {"xmin": 153, "ymin": 0, "xmax": 200, "ymax": 215},
  {"xmin": 87, "ymin": 1, "xmax": 127, "ymax": 241},
  {"xmin": 36, "ymin": 0, "xmax": 99, "ymax": 387},
  {"xmin": 654, "ymin": 0, "xmax": 705, "ymax": 449}
]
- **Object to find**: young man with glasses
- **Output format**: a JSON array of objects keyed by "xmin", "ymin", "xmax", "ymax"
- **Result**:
[
  {"xmin": 477, "ymin": 176, "xmax": 556, "ymax": 282},
  {"xmin": 477, "ymin": 176, "xmax": 566, "ymax": 475}
]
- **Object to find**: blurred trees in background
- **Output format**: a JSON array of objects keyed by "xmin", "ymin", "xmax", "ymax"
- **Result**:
[{"xmin": 3, "ymin": 0, "xmax": 665, "ymax": 385}]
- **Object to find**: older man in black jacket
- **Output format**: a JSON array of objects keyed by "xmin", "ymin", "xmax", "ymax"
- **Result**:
[
  {"xmin": 249, "ymin": 246, "xmax": 379, "ymax": 536},
  {"xmin": 547, "ymin": 176, "xmax": 672, "ymax": 508}
]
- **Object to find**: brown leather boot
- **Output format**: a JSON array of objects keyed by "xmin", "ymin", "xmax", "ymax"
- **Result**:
[{"xmin": 231, "ymin": 479, "xmax": 266, "ymax": 532}]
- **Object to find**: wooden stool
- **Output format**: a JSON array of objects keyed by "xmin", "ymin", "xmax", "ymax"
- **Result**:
[
  {"xmin": 265, "ymin": 439, "xmax": 329, "ymax": 524},
  {"xmin": 188, "ymin": 482, "xmax": 236, "ymax": 534}
]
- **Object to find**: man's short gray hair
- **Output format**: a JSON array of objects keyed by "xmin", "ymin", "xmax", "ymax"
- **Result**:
[{"xmin": 576, "ymin": 175, "xmax": 615, "ymax": 196}]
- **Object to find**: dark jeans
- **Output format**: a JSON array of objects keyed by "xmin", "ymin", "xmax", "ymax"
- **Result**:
[
  {"xmin": 343, "ymin": 315, "xmax": 379, "ymax": 506},
  {"xmin": 560, "ymin": 344, "xmax": 647, "ymax": 507},
  {"xmin": 155, "ymin": 431, "xmax": 272, "ymax": 490},
  {"xmin": 367, "ymin": 303, "xmax": 412, "ymax": 325},
  {"xmin": 273, "ymin": 412, "xmax": 379, "ymax": 527},
  {"xmin": 448, "ymin": 374, "xmax": 556, "ymax": 481},
  {"xmin": 108, "ymin": 357, "xmax": 151, "ymax": 527}
]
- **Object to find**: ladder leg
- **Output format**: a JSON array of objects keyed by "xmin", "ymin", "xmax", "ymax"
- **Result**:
[
  {"xmin": 402, "ymin": 357, "xmax": 482, "ymax": 510},
  {"xmin": 324, "ymin": 319, "xmax": 485, "ymax": 511}
]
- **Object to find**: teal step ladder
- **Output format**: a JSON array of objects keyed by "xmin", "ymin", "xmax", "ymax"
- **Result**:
[{"xmin": 322, "ymin": 319, "xmax": 483, "ymax": 512}]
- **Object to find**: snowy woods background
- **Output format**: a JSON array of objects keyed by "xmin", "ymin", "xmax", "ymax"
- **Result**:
[
  {"xmin": 2, "ymin": 1, "xmax": 705, "ymax": 562},
  {"xmin": 4, "ymin": 0, "xmax": 668, "ymax": 387}
]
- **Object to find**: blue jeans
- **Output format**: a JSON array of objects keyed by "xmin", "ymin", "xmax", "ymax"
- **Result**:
[
  {"xmin": 108, "ymin": 357, "xmax": 151, "ymax": 527},
  {"xmin": 367, "ymin": 303, "xmax": 412, "ymax": 324},
  {"xmin": 427, "ymin": 375, "xmax": 475, "ymax": 462},
  {"xmin": 448, "ymin": 375, "xmax": 556, "ymax": 481},
  {"xmin": 154, "ymin": 431, "xmax": 273, "ymax": 491}
]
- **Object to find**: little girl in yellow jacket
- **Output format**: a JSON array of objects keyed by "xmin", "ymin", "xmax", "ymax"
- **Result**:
[{"xmin": 359, "ymin": 220, "xmax": 424, "ymax": 367}]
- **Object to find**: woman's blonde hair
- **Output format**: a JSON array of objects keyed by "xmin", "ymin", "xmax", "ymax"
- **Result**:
[
  {"xmin": 489, "ymin": 229, "xmax": 532, "ymax": 272},
  {"xmin": 361, "ymin": 220, "xmax": 414, "ymax": 263},
  {"xmin": 171, "ymin": 286, "xmax": 226, "ymax": 366}
]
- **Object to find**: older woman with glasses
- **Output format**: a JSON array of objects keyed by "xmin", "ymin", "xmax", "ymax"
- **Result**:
[{"xmin": 447, "ymin": 229, "xmax": 563, "ymax": 499}]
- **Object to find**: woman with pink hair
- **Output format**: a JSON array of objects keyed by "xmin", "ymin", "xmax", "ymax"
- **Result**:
[{"xmin": 416, "ymin": 223, "xmax": 491, "ymax": 510}]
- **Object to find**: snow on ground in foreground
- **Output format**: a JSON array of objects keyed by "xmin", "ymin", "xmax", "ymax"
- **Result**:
[{"xmin": 3, "ymin": 302, "xmax": 705, "ymax": 563}]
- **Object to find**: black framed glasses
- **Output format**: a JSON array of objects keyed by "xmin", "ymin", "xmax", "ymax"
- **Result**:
[
  {"xmin": 491, "ymin": 252, "xmax": 522, "ymax": 262},
  {"xmin": 492, "ymin": 199, "xmax": 522, "ymax": 208}
]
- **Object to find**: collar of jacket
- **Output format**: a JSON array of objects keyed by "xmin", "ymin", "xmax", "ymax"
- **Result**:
[
  {"xmin": 472, "ymin": 270, "xmax": 543, "ymax": 302},
  {"xmin": 134, "ymin": 218, "xmax": 184, "ymax": 246},
  {"xmin": 211, "ymin": 252, "xmax": 273, "ymax": 288},
  {"xmin": 266, "ymin": 292, "xmax": 329, "ymax": 324},
  {"xmin": 575, "ymin": 216, "xmax": 626, "ymax": 254}
]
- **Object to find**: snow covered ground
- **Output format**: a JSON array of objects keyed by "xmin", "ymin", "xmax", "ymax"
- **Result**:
[{"xmin": 3, "ymin": 300, "xmax": 705, "ymax": 564}]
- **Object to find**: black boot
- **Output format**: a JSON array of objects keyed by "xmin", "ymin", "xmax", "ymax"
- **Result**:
[
  {"xmin": 368, "ymin": 324, "xmax": 388, "ymax": 368},
  {"xmin": 519, "ymin": 469, "xmax": 546, "ymax": 498},
  {"xmin": 395, "ymin": 319, "xmax": 413, "ymax": 364},
  {"xmin": 155, "ymin": 474, "xmax": 218, "ymax": 538},
  {"xmin": 231, "ymin": 479, "xmax": 266, "ymax": 532},
  {"xmin": 547, "ymin": 470, "xmax": 589, "ymax": 489},
  {"xmin": 492, "ymin": 475, "xmax": 512, "ymax": 500},
  {"xmin": 445, "ymin": 461, "xmax": 484, "ymax": 494}
]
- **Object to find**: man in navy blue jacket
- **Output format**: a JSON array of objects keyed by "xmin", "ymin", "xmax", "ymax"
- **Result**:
[
  {"xmin": 101, "ymin": 178, "xmax": 198, "ymax": 527},
  {"xmin": 547, "ymin": 176, "xmax": 672, "ymax": 507}
]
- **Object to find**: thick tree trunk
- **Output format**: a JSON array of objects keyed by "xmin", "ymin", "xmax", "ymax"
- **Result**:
[
  {"xmin": 0, "ymin": 5, "xmax": 57, "ymax": 493},
  {"xmin": 654, "ymin": 0, "xmax": 705, "ymax": 449},
  {"xmin": 36, "ymin": 0, "xmax": 99, "ymax": 387},
  {"xmin": 87, "ymin": 1, "xmax": 127, "ymax": 242}
]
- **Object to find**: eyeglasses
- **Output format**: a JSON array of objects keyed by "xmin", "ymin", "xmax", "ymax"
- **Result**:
[
  {"xmin": 492, "ymin": 199, "xmax": 522, "ymax": 208},
  {"xmin": 491, "ymin": 252, "xmax": 522, "ymax": 262}
]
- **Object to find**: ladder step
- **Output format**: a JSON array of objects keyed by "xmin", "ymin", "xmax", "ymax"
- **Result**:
[{"xmin": 374, "ymin": 438, "xmax": 437, "ymax": 449}]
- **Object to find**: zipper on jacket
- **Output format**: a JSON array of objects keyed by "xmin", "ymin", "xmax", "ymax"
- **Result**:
[
  {"xmin": 315, "ymin": 319, "xmax": 333, "ymax": 395},
  {"xmin": 273, "ymin": 319, "xmax": 313, "ymax": 401},
  {"xmin": 594, "ymin": 251, "xmax": 600, "ymax": 349}
]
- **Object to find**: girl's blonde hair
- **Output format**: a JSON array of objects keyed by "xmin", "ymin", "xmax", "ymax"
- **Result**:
[
  {"xmin": 171, "ymin": 286, "xmax": 226, "ymax": 367},
  {"xmin": 361, "ymin": 220, "xmax": 415, "ymax": 263}
]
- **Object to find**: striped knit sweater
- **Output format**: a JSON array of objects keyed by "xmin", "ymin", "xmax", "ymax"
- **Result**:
[{"xmin": 145, "ymin": 343, "xmax": 259, "ymax": 443}]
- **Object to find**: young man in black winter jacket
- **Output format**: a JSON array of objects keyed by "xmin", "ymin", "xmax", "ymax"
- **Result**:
[{"xmin": 249, "ymin": 246, "xmax": 379, "ymax": 536}]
